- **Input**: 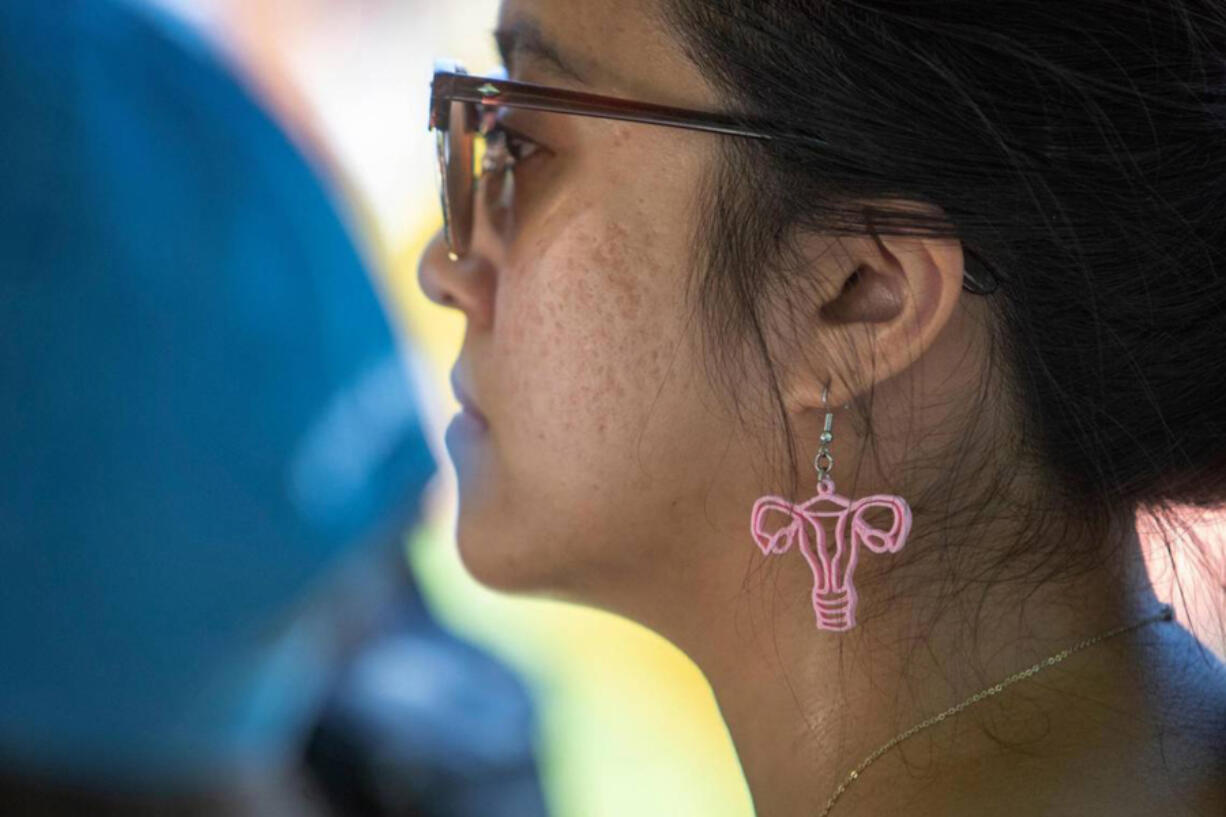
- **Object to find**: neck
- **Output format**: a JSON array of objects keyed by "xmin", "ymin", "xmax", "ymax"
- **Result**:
[{"xmin": 660, "ymin": 507, "xmax": 1175, "ymax": 817}]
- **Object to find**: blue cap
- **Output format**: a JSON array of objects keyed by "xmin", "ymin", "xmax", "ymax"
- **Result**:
[{"xmin": 0, "ymin": 0, "xmax": 437, "ymax": 788}]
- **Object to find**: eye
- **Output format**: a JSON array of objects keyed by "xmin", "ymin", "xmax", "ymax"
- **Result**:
[
  {"xmin": 502, "ymin": 124, "xmax": 543, "ymax": 164},
  {"xmin": 488, "ymin": 121, "xmax": 544, "ymax": 166}
]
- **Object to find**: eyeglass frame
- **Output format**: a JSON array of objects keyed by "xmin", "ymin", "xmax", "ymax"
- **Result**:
[{"xmin": 428, "ymin": 59, "xmax": 999, "ymax": 295}]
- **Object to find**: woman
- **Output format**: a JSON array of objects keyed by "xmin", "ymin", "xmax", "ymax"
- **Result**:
[{"xmin": 418, "ymin": 1, "xmax": 1226, "ymax": 815}]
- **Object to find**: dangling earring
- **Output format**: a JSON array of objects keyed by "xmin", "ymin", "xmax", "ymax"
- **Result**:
[{"xmin": 749, "ymin": 383, "xmax": 913, "ymax": 631}]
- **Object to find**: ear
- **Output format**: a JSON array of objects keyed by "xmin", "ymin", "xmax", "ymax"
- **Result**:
[{"xmin": 779, "ymin": 200, "xmax": 966, "ymax": 413}]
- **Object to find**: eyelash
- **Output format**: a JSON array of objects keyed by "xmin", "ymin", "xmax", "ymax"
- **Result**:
[{"xmin": 488, "ymin": 121, "xmax": 544, "ymax": 165}]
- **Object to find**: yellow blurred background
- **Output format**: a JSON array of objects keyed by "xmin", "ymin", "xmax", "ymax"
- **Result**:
[{"xmin": 136, "ymin": 2, "xmax": 1226, "ymax": 816}]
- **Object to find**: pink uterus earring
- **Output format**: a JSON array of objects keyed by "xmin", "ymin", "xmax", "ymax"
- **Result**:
[{"xmin": 750, "ymin": 385, "xmax": 912, "ymax": 632}]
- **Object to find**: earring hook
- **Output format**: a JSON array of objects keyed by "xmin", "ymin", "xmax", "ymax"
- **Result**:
[{"xmin": 815, "ymin": 382, "xmax": 836, "ymax": 484}]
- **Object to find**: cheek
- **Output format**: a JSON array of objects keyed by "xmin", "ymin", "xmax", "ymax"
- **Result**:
[
  {"xmin": 464, "ymin": 160, "xmax": 740, "ymax": 597},
  {"xmin": 495, "ymin": 131, "xmax": 710, "ymax": 464},
  {"xmin": 456, "ymin": 204, "xmax": 689, "ymax": 596},
  {"xmin": 501, "ymin": 205, "xmax": 676, "ymax": 465}
]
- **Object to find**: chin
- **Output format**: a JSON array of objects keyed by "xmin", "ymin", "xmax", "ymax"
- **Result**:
[
  {"xmin": 453, "ymin": 506, "xmax": 602, "ymax": 606},
  {"xmin": 454, "ymin": 508, "xmax": 542, "ymax": 595}
]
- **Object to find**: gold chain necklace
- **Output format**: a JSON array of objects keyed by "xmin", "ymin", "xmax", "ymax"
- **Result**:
[{"xmin": 819, "ymin": 603, "xmax": 1175, "ymax": 817}]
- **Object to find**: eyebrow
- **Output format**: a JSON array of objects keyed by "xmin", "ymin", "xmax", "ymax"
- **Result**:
[{"xmin": 493, "ymin": 17, "xmax": 589, "ymax": 85}]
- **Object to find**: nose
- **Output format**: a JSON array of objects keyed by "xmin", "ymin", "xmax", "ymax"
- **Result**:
[{"xmin": 417, "ymin": 229, "xmax": 495, "ymax": 328}]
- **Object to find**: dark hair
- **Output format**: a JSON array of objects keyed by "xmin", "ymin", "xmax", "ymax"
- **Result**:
[{"xmin": 660, "ymin": 0, "xmax": 1226, "ymax": 644}]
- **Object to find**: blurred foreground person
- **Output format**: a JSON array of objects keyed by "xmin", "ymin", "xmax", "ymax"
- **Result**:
[{"xmin": 0, "ymin": 0, "xmax": 549, "ymax": 814}]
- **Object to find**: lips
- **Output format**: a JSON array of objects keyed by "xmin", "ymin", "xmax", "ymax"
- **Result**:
[{"xmin": 449, "ymin": 368, "xmax": 489, "ymax": 427}]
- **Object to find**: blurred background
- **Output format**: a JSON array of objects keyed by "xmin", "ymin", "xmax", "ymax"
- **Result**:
[{"xmin": 86, "ymin": 1, "xmax": 1226, "ymax": 815}]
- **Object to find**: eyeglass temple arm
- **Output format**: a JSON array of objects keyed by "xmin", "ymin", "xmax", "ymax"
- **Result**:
[{"xmin": 430, "ymin": 70, "xmax": 781, "ymax": 141}]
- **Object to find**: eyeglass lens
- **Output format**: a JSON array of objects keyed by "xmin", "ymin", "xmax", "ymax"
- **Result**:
[
  {"xmin": 440, "ymin": 99, "xmax": 476, "ymax": 259},
  {"xmin": 440, "ymin": 101, "xmax": 519, "ymax": 260}
]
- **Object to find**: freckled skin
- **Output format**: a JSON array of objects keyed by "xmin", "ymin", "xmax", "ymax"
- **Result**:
[{"xmin": 477, "ymin": 187, "xmax": 728, "ymax": 598}]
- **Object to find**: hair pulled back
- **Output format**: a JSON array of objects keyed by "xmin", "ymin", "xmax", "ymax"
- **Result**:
[{"xmin": 661, "ymin": 0, "xmax": 1226, "ymax": 634}]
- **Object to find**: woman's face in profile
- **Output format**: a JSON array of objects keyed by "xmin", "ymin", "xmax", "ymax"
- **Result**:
[{"xmin": 418, "ymin": 0, "xmax": 780, "ymax": 618}]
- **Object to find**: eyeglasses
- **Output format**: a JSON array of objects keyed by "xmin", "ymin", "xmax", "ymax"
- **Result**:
[{"xmin": 428, "ymin": 59, "xmax": 999, "ymax": 295}]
